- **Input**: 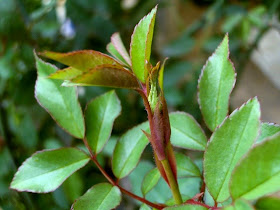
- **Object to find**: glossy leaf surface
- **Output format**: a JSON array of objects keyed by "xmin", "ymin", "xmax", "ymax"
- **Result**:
[
  {"xmin": 112, "ymin": 122, "xmax": 149, "ymax": 179},
  {"xmin": 175, "ymin": 153, "xmax": 201, "ymax": 178},
  {"xmin": 11, "ymin": 148, "xmax": 90, "ymax": 193},
  {"xmin": 256, "ymin": 122, "xmax": 280, "ymax": 143},
  {"xmin": 130, "ymin": 6, "xmax": 157, "ymax": 82},
  {"xmin": 35, "ymin": 53, "xmax": 85, "ymax": 138},
  {"xmin": 141, "ymin": 168, "xmax": 161, "ymax": 196},
  {"xmin": 72, "ymin": 183, "xmax": 121, "ymax": 210},
  {"xmin": 230, "ymin": 133, "xmax": 280, "ymax": 200},
  {"xmin": 85, "ymin": 91, "xmax": 121, "ymax": 154},
  {"xmin": 170, "ymin": 112, "xmax": 207, "ymax": 151},
  {"xmin": 198, "ymin": 35, "xmax": 236, "ymax": 131},
  {"xmin": 204, "ymin": 98, "xmax": 260, "ymax": 202}
]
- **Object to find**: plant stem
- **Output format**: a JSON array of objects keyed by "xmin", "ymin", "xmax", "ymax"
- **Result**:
[{"xmin": 161, "ymin": 159, "xmax": 183, "ymax": 204}]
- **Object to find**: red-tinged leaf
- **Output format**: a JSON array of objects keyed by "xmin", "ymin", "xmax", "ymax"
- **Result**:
[
  {"xmin": 154, "ymin": 150, "xmax": 169, "ymax": 185},
  {"xmin": 106, "ymin": 42, "xmax": 129, "ymax": 67},
  {"xmin": 70, "ymin": 65, "xmax": 140, "ymax": 89},
  {"xmin": 48, "ymin": 67, "xmax": 83, "ymax": 80},
  {"xmin": 40, "ymin": 50, "xmax": 122, "ymax": 71},
  {"xmin": 111, "ymin": 32, "xmax": 131, "ymax": 66},
  {"xmin": 166, "ymin": 142, "xmax": 177, "ymax": 181}
]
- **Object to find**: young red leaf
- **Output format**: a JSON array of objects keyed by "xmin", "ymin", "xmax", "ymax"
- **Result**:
[{"xmin": 111, "ymin": 32, "xmax": 131, "ymax": 66}]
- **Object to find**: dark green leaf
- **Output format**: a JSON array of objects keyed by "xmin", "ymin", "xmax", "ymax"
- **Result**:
[
  {"xmin": 256, "ymin": 122, "xmax": 280, "ymax": 143},
  {"xmin": 112, "ymin": 122, "xmax": 149, "ymax": 178},
  {"xmin": 35, "ymin": 53, "xmax": 85, "ymax": 138},
  {"xmin": 141, "ymin": 168, "xmax": 161, "ymax": 196},
  {"xmin": 85, "ymin": 90, "xmax": 121, "ymax": 154},
  {"xmin": 255, "ymin": 196, "xmax": 280, "ymax": 210},
  {"xmin": 10, "ymin": 148, "xmax": 90, "ymax": 193},
  {"xmin": 230, "ymin": 133, "xmax": 280, "ymax": 200},
  {"xmin": 130, "ymin": 6, "xmax": 157, "ymax": 82},
  {"xmin": 204, "ymin": 98, "xmax": 260, "ymax": 202},
  {"xmin": 198, "ymin": 34, "xmax": 236, "ymax": 131},
  {"xmin": 175, "ymin": 153, "xmax": 201, "ymax": 178},
  {"xmin": 170, "ymin": 112, "xmax": 207, "ymax": 151},
  {"xmin": 72, "ymin": 183, "xmax": 121, "ymax": 210}
]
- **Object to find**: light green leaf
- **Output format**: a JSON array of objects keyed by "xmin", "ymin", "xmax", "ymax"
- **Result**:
[
  {"xmin": 256, "ymin": 122, "xmax": 280, "ymax": 143},
  {"xmin": 130, "ymin": 6, "xmax": 157, "ymax": 82},
  {"xmin": 10, "ymin": 148, "xmax": 90, "ymax": 193},
  {"xmin": 255, "ymin": 196, "xmax": 280, "ymax": 210},
  {"xmin": 70, "ymin": 64, "xmax": 139, "ymax": 89},
  {"xmin": 85, "ymin": 91, "xmax": 121, "ymax": 154},
  {"xmin": 223, "ymin": 199, "xmax": 254, "ymax": 210},
  {"xmin": 230, "ymin": 133, "xmax": 280, "ymax": 200},
  {"xmin": 198, "ymin": 34, "xmax": 236, "ymax": 131},
  {"xmin": 48, "ymin": 67, "xmax": 83, "ymax": 80},
  {"xmin": 175, "ymin": 153, "xmax": 201, "ymax": 178},
  {"xmin": 107, "ymin": 42, "xmax": 129, "ymax": 66},
  {"xmin": 204, "ymin": 98, "xmax": 260, "ymax": 202},
  {"xmin": 141, "ymin": 168, "xmax": 161, "ymax": 196},
  {"xmin": 110, "ymin": 32, "xmax": 131, "ymax": 66},
  {"xmin": 34, "ymin": 53, "xmax": 85, "ymax": 138},
  {"xmin": 40, "ymin": 50, "xmax": 122, "ymax": 71},
  {"xmin": 140, "ymin": 204, "xmax": 151, "ymax": 210},
  {"xmin": 163, "ymin": 204, "xmax": 207, "ymax": 210},
  {"xmin": 112, "ymin": 122, "xmax": 149, "ymax": 178},
  {"xmin": 165, "ymin": 195, "xmax": 191, "ymax": 206},
  {"xmin": 170, "ymin": 112, "xmax": 207, "ymax": 151},
  {"xmin": 72, "ymin": 183, "xmax": 121, "ymax": 210}
]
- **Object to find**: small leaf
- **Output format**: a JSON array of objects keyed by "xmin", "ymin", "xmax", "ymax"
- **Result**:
[
  {"xmin": 223, "ymin": 199, "xmax": 254, "ymax": 210},
  {"xmin": 85, "ymin": 90, "xmax": 121, "ymax": 154},
  {"xmin": 34, "ymin": 53, "xmax": 85, "ymax": 138},
  {"xmin": 140, "ymin": 204, "xmax": 151, "ymax": 210},
  {"xmin": 141, "ymin": 168, "xmax": 161, "ymax": 196},
  {"xmin": 158, "ymin": 58, "xmax": 167, "ymax": 91},
  {"xmin": 130, "ymin": 6, "xmax": 157, "ymax": 82},
  {"xmin": 169, "ymin": 112, "xmax": 207, "ymax": 151},
  {"xmin": 175, "ymin": 153, "xmax": 201, "ymax": 178},
  {"xmin": 163, "ymin": 204, "xmax": 208, "ymax": 210},
  {"xmin": 112, "ymin": 122, "xmax": 149, "ymax": 178},
  {"xmin": 165, "ymin": 195, "xmax": 191, "ymax": 206},
  {"xmin": 198, "ymin": 34, "xmax": 236, "ymax": 131},
  {"xmin": 255, "ymin": 196, "xmax": 280, "ymax": 209},
  {"xmin": 10, "ymin": 148, "xmax": 90, "ymax": 193},
  {"xmin": 107, "ymin": 42, "xmax": 129, "ymax": 66},
  {"xmin": 40, "ymin": 50, "xmax": 121, "ymax": 71},
  {"xmin": 204, "ymin": 98, "xmax": 260, "ymax": 202},
  {"xmin": 230, "ymin": 133, "xmax": 280, "ymax": 200},
  {"xmin": 70, "ymin": 64, "xmax": 140, "ymax": 89},
  {"xmin": 71, "ymin": 183, "xmax": 121, "ymax": 210},
  {"xmin": 256, "ymin": 122, "xmax": 280, "ymax": 143},
  {"xmin": 48, "ymin": 67, "xmax": 83, "ymax": 80},
  {"xmin": 111, "ymin": 32, "xmax": 131, "ymax": 66}
]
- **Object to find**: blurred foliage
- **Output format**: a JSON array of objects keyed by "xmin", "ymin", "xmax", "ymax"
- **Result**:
[{"xmin": 0, "ymin": 0, "xmax": 279, "ymax": 209}]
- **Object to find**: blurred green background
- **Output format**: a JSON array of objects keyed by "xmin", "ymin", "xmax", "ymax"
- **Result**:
[{"xmin": 1, "ymin": 0, "xmax": 280, "ymax": 209}]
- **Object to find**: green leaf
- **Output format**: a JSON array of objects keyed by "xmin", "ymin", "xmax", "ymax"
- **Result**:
[
  {"xmin": 110, "ymin": 32, "xmax": 131, "ymax": 66},
  {"xmin": 107, "ymin": 42, "xmax": 129, "ymax": 66},
  {"xmin": 175, "ymin": 153, "xmax": 201, "ymax": 178},
  {"xmin": 230, "ymin": 133, "xmax": 280, "ymax": 200},
  {"xmin": 256, "ymin": 122, "xmax": 280, "ymax": 143},
  {"xmin": 85, "ymin": 90, "xmax": 121, "ymax": 154},
  {"xmin": 163, "ymin": 204, "xmax": 208, "ymax": 210},
  {"xmin": 198, "ymin": 34, "xmax": 236, "ymax": 131},
  {"xmin": 255, "ymin": 196, "xmax": 280, "ymax": 210},
  {"xmin": 72, "ymin": 183, "xmax": 121, "ymax": 210},
  {"xmin": 130, "ymin": 6, "xmax": 157, "ymax": 83},
  {"xmin": 70, "ymin": 64, "xmax": 140, "ymax": 89},
  {"xmin": 112, "ymin": 121, "xmax": 149, "ymax": 179},
  {"xmin": 140, "ymin": 204, "xmax": 151, "ymax": 210},
  {"xmin": 40, "ymin": 50, "xmax": 122, "ymax": 71},
  {"xmin": 170, "ymin": 112, "xmax": 207, "ymax": 151},
  {"xmin": 204, "ymin": 98, "xmax": 260, "ymax": 202},
  {"xmin": 141, "ymin": 168, "xmax": 161, "ymax": 196},
  {"xmin": 48, "ymin": 67, "xmax": 83, "ymax": 80},
  {"xmin": 10, "ymin": 148, "xmax": 90, "ymax": 193},
  {"xmin": 223, "ymin": 199, "xmax": 254, "ymax": 210},
  {"xmin": 34, "ymin": 53, "xmax": 85, "ymax": 138},
  {"xmin": 165, "ymin": 195, "xmax": 191, "ymax": 206}
]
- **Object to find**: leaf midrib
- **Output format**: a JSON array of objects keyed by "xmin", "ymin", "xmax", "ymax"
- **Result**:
[{"xmin": 97, "ymin": 187, "xmax": 116, "ymax": 210}]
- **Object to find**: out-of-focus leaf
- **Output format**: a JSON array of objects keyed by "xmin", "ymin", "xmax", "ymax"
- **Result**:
[
  {"xmin": 130, "ymin": 6, "xmax": 157, "ymax": 82},
  {"xmin": 198, "ymin": 35, "xmax": 236, "ymax": 131},
  {"xmin": 70, "ymin": 65, "xmax": 139, "ymax": 89},
  {"xmin": 255, "ymin": 196, "xmax": 280, "ymax": 210},
  {"xmin": 256, "ymin": 122, "xmax": 280, "ymax": 143},
  {"xmin": 112, "ymin": 122, "xmax": 149, "ymax": 178},
  {"xmin": 170, "ymin": 112, "xmax": 207, "ymax": 151},
  {"xmin": 34, "ymin": 53, "xmax": 85, "ymax": 138},
  {"xmin": 223, "ymin": 199, "xmax": 254, "ymax": 210},
  {"xmin": 72, "ymin": 183, "xmax": 121, "ymax": 210},
  {"xmin": 10, "ymin": 148, "xmax": 90, "ymax": 193},
  {"xmin": 141, "ymin": 168, "xmax": 161, "ymax": 196},
  {"xmin": 163, "ymin": 36, "xmax": 194, "ymax": 57},
  {"xmin": 222, "ymin": 13, "xmax": 243, "ymax": 33},
  {"xmin": 63, "ymin": 173, "xmax": 83, "ymax": 203},
  {"xmin": 163, "ymin": 204, "xmax": 207, "ymax": 210},
  {"xmin": 204, "ymin": 98, "xmax": 260, "ymax": 202},
  {"xmin": 140, "ymin": 204, "xmax": 151, "ymax": 210},
  {"xmin": 85, "ymin": 90, "xmax": 121, "ymax": 154},
  {"xmin": 175, "ymin": 153, "xmax": 201, "ymax": 178},
  {"xmin": 230, "ymin": 133, "xmax": 280, "ymax": 200}
]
